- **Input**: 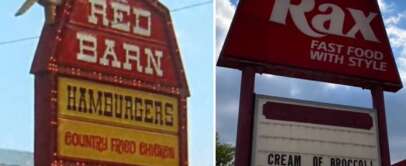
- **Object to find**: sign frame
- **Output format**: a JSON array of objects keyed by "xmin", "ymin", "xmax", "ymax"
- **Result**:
[
  {"xmin": 252, "ymin": 94, "xmax": 382, "ymax": 166},
  {"xmin": 218, "ymin": 0, "xmax": 396, "ymax": 165},
  {"xmin": 34, "ymin": 74, "xmax": 188, "ymax": 166},
  {"xmin": 31, "ymin": 0, "xmax": 190, "ymax": 165}
]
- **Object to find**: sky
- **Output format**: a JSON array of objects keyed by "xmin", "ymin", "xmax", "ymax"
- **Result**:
[
  {"xmin": 216, "ymin": 0, "xmax": 406, "ymax": 164},
  {"xmin": 0, "ymin": 1, "xmax": 213, "ymax": 166}
]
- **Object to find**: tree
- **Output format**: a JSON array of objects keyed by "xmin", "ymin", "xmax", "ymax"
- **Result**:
[{"xmin": 216, "ymin": 133, "xmax": 235, "ymax": 166}]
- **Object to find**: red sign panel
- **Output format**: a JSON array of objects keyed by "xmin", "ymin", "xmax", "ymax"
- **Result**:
[
  {"xmin": 219, "ymin": 0, "xmax": 402, "ymax": 91},
  {"xmin": 57, "ymin": 0, "xmax": 179, "ymax": 86},
  {"xmin": 263, "ymin": 101, "xmax": 373, "ymax": 129}
]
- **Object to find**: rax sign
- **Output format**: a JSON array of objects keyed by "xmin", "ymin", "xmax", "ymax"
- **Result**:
[
  {"xmin": 30, "ymin": 0, "xmax": 189, "ymax": 166},
  {"xmin": 218, "ymin": 0, "xmax": 403, "ymax": 91}
]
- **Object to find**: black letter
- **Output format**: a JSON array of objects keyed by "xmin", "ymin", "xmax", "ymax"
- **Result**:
[
  {"xmin": 144, "ymin": 99, "xmax": 154, "ymax": 123},
  {"xmin": 313, "ymin": 156, "xmax": 319, "ymax": 166},
  {"xmin": 268, "ymin": 153, "xmax": 274, "ymax": 165},
  {"xmin": 281, "ymin": 154, "xmax": 286, "ymax": 165},
  {"xmin": 89, "ymin": 90, "xmax": 102, "ymax": 114},
  {"xmin": 103, "ymin": 92, "xmax": 113, "ymax": 117},
  {"xmin": 275, "ymin": 154, "xmax": 280, "ymax": 165},
  {"xmin": 165, "ymin": 103, "xmax": 174, "ymax": 126},
  {"xmin": 78, "ymin": 87, "xmax": 87, "ymax": 112},
  {"xmin": 294, "ymin": 155, "xmax": 301, "ymax": 166},
  {"xmin": 67, "ymin": 85, "xmax": 77, "ymax": 111},
  {"xmin": 341, "ymin": 159, "xmax": 346, "ymax": 166},
  {"xmin": 134, "ymin": 97, "xmax": 143, "ymax": 121},
  {"xmin": 114, "ymin": 94, "xmax": 123, "ymax": 118},
  {"xmin": 154, "ymin": 101, "xmax": 164, "ymax": 125},
  {"xmin": 124, "ymin": 96, "xmax": 134, "ymax": 120},
  {"xmin": 288, "ymin": 155, "xmax": 293, "ymax": 166}
]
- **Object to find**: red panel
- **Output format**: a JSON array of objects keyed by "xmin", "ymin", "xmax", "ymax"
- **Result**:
[
  {"xmin": 219, "ymin": 0, "xmax": 402, "ymax": 91},
  {"xmin": 234, "ymin": 68, "xmax": 256, "ymax": 166},
  {"xmin": 372, "ymin": 88, "xmax": 391, "ymax": 166},
  {"xmin": 263, "ymin": 101, "xmax": 373, "ymax": 130}
]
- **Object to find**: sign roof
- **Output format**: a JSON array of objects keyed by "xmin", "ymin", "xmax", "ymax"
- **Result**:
[{"xmin": 31, "ymin": 0, "xmax": 189, "ymax": 97}]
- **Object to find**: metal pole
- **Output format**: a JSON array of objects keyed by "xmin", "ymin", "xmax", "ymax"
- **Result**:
[
  {"xmin": 371, "ymin": 88, "xmax": 391, "ymax": 166},
  {"xmin": 235, "ymin": 67, "xmax": 256, "ymax": 166}
]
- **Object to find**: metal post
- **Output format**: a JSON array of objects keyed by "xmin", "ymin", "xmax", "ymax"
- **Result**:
[
  {"xmin": 235, "ymin": 67, "xmax": 256, "ymax": 166},
  {"xmin": 34, "ymin": 74, "xmax": 55, "ymax": 166},
  {"xmin": 371, "ymin": 88, "xmax": 391, "ymax": 166}
]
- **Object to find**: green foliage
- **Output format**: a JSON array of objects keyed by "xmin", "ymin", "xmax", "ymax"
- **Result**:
[{"xmin": 216, "ymin": 133, "xmax": 235, "ymax": 166}]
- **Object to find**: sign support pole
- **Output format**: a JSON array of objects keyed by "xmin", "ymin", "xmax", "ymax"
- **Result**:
[
  {"xmin": 371, "ymin": 88, "xmax": 391, "ymax": 166},
  {"xmin": 235, "ymin": 67, "xmax": 255, "ymax": 166}
]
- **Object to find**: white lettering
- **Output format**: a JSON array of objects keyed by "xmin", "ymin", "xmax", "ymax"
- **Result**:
[
  {"xmin": 87, "ymin": 0, "xmax": 152, "ymax": 37},
  {"xmin": 311, "ymin": 3, "xmax": 345, "ymax": 36},
  {"xmin": 111, "ymin": 2, "xmax": 130, "ymax": 32},
  {"xmin": 348, "ymin": 57, "xmax": 387, "ymax": 71},
  {"xmin": 81, "ymin": 0, "xmax": 162, "ymax": 76},
  {"xmin": 77, "ymin": 32, "xmax": 97, "ymax": 63},
  {"xmin": 270, "ymin": 0, "xmax": 380, "ymax": 42},
  {"xmin": 133, "ymin": 8, "xmax": 152, "ymax": 37},
  {"xmin": 346, "ymin": 9, "xmax": 379, "ymax": 42},
  {"xmin": 123, "ymin": 43, "xmax": 143, "ymax": 72},
  {"xmin": 145, "ymin": 48, "xmax": 163, "ymax": 77},
  {"xmin": 270, "ymin": 0, "xmax": 324, "ymax": 38},
  {"xmin": 310, "ymin": 50, "xmax": 344, "ymax": 64},
  {"xmin": 310, "ymin": 40, "xmax": 319, "ymax": 49},
  {"xmin": 347, "ymin": 46, "xmax": 385, "ymax": 60},
  {"xmin": 310, "ymin": 40, "xmax": 344, "ymax": 54},
  {"xmin": 75, "ymin": 32, "xmax": 164, "ymax": 77},
  {"xmin": 88, "ymin": 0, "xmax": 109, "ymax": 26},
  {"xmin": 99, "ymin": 39, "xmax": 121, "ymax": 68}
]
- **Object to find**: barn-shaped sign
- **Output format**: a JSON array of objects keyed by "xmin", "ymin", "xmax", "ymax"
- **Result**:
[{"xmin": 30, "ymin": 0, "xmax": 190, "ymax": 165}]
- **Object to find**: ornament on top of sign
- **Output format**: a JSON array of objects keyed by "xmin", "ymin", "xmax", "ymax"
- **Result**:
[
  {"xmin": 116, "ymin": 0, "xmax": 129, "ymax": 3},
  {"xmin": 15, "ymin": 0, "xmax": 63, "ymax": 24}
]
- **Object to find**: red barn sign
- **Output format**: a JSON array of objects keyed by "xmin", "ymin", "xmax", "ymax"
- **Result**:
[
  {"xmin": 218, "ymin": 0, "xmax": 402, "ymax": 91},
  {"xmin": 30, "ymin": 0, "xmax": 189, "ymax": 165}
]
